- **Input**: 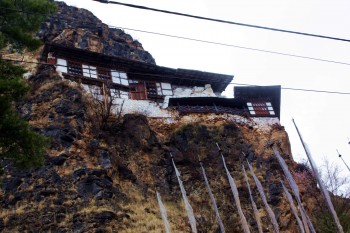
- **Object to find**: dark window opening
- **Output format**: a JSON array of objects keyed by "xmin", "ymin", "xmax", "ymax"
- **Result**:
[
  {"xmin": 145, "ymin": 81, "xmax": 158, "ymax": 99},
  {"xmin": 98, "ymin": 67, "xmax": 111, "ymax": 81},
  {"xmin": 67, "ymin": 61, "xmax": 83, "ymax": 76}
]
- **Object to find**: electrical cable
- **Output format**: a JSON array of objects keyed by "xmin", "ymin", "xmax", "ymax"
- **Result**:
[
  {"xmin": 2, "ymin": 58, "xmax": 350, "ymax": 95},
  {"xmin": 230, "ymin": 82, "xmax": 350, "ymax": 95},
  {"xmin": 3, "ymin": 6, "xmax": 350, "ymax": 66},
  {"xmin": 113, "ymin": 26, "xmax": 350, "ymax": 66},
  {"xmin": 93, "ymin": 0, "xmax": 350, "ymax": 43}
]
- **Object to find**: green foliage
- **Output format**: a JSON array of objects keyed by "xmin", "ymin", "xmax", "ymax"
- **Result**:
[
  {"xmin": 0, "ymin": 0, "xmax": 54, "ymax": 169},
  {"xmin": 315, "ymin": 209, "xmax": 337, "ymax": 233},
  {"xmin": 314, "ymin": 205, "xmax": 350, "ymax": 233},
  {"xmin": 0, "ymin": 0, "xmax": 56, "ymax": 50},
  {"xmin": 311, "ymin": 159, "xmax": 350, "ymax": 233},
  {"xmin": 339, "ymin": 213, "xmax": 350, "ymax": 232},
  {"xmin": 0, "ymin": 60, "xmax": 49, "ymax": 168}
]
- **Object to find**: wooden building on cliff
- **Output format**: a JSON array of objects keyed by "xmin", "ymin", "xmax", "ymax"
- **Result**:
[{"xmin": 42, "ymin": 43, "xmax": 281, "ymax": 119}]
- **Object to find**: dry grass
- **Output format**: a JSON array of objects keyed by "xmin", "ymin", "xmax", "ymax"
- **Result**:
[
  {"xmin": 35, "ymin": 80, "xmax": 65, "ymax": 94},
  {"xmin": 62, "ymin": 199, "xmax": 74, "ymax": 207},
  {"xmin": 77, "ymin": 205, "xmax": 114, "ymax": 215},
  {"xmin": 57, "ymin": 198, "xmax": 117, "ymax": 229},
  {"xmin": 0, "ymin": 201, "xmax": 36, "ymax": 226},
  {"xmin": 116, "ymin": 184, "xmax": 194, "ymax": 233},
  {"xmin": 117, "ymin": 185, "xmax": 165, "ymax": 233},
  {"xmin": 0, "ymin": 205, "xmax": 25, "ymax": 219}
]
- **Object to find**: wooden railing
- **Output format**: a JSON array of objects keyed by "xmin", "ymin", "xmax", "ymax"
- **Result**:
[{"xmin": 176, "ymin": 105, "xmax": 247, "ymax": 115}]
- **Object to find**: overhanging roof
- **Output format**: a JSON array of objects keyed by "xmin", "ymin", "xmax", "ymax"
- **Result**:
[{"xmin": 42, "ymin": 43, "xmax": 233, "ymax": 93}]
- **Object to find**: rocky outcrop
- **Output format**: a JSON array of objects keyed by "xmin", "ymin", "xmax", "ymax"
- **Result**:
[
  {"xmin": 0, "ymin": 69, "xmax": 322, "ymax": 232},
  {"xmin": 0, "ymin": 2, "xmax": 337, "ymax": 232},
  {"xmin": 38, "ymin": 1, "xmax": 156, "ymax": 64}
]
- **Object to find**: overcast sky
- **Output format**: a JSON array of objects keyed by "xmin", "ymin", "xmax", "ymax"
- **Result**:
[{"xmin": 61, "ymin": 0, "xmax": 350, "ymax": 175}]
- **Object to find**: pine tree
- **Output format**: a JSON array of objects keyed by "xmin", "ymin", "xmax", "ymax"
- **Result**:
[
  {"xmin": 0, "ymin": 60, "xmax": 48, "ymax": 168},
  {"xmin": 0, "ymin": 0, "xmax": 56, "ymax": 168},
  {"xmin": 0, "ymin": 0, "xmax": 56, "ymax": 50}
]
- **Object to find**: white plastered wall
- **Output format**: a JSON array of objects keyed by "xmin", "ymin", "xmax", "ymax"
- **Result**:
[
  {"xmin": 112, "ymin": 98, "xmax": 173, "ymax": 117},
  {"xmin": 81, "ymin": 84, "xmax": 104, "ymax": 102},
  {"xmin": 80, "ymin": 81, "xmax": 217, "ymax": 117},
  {"xmin": 162, "ymin": 84, "xmax": 216, "ymax": 108}
]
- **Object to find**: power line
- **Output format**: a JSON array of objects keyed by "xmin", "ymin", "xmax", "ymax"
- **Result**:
[
  {"xmin": 230, "ymin": 82, "xmax": 350, "ymax": 95},
  {"xmin": 282, "ymin": 87, "xmax": 350, "ymax": 95},
  {"xmin": 2, "ymin": 58, "xmax": 350, "ymax": 95},
  {"xmin": 3, "ymin": 6, "xmax": 350, "ymax": 66},
  {"xmin": 93, "ymin": 0, "xmax": 350, "ymax": 43},
  {"xmin": 114, "ymin": 26, "xmax": 350, "ymax": 66}
]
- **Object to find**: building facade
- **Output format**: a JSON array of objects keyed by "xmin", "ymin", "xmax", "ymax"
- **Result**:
[{"xmin": 43, "ymin": 43, "xmax": 280, "ymax": 118}]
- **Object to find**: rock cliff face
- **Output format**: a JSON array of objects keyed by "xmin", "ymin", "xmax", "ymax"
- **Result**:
[
  {"xmin": 0, "ymin": 68, "xmax": 321, "ymax": 232},
  {"xmin": 0, "ymin": 2, "xmax": 332, "ymax": 233},
  {"xmin": 38, "ymin": 1, "xmax": 156, "ymax": 64}
]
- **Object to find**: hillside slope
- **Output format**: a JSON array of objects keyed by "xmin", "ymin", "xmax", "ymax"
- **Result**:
[
  {"xmin": 0, "ymin": 1, "xmax": 336, "ymax": 233},
  {"xmin": 0, "ymin": 68, "xmax": 321, "ymax": 232}
]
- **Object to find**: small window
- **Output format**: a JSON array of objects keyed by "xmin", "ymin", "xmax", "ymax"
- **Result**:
[
  {"xmin": 156, "ymin": 82, "xmax": 173, "ymax": 96},
  {"xmin": 129, "ymin": 82, "xmax": 147, "ymax": 100},
  {"xmin": 111, "ymin": 70, "xmax": 128, "ymax": 86},
  {"xmin": 98, "ymin": 67, "xmax": 111, "ymax": 81},
  {"xmin": 67, "ymin": 61, "xmax": 83, "ymax": 76},
  {"xmin": 146, "ymin": 81, "xmax": 158, "ymax": 99},
  {"xmin": 83, "ymin": 65, "xmax": 97, "ymax": 79}
]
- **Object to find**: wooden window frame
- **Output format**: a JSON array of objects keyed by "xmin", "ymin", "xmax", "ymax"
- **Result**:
[
  {"xmin": 97, "ymin": 67, "xmax": 112, "ymax": 81},
  {"xmin": 67, "ymin": 60, "xmax": 83, "ymax": 76},
  {"xmin": 111, "ymin": 70, "xmax": 128, "ymax": 86},
  {"xmin": 82, "ymin": 64, "xmax": 98, "ymax": 79},
  {"xmin": 129, "ymin": 81, "xmax": 147, "ymax": 100},
  {"xmin": 157, "ymin": 82, "xmax": 173, "ymax": 96}
]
